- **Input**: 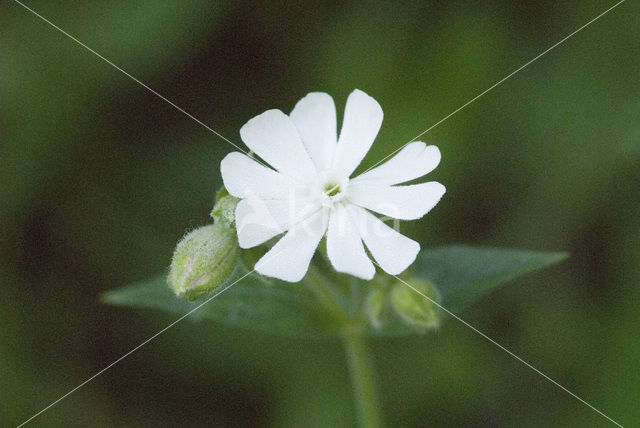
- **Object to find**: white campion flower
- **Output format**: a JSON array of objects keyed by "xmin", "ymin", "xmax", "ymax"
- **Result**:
[{"xmin": 221, "ymin": 89, "xmax": 445, "ymax": 282}]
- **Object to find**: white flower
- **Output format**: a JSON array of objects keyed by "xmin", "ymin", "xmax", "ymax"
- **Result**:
[{"xmin": 221, "ymin": 89, "xmax": 445, "ymax": 282}]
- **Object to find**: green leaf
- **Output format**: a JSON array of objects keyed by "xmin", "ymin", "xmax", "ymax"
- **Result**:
[
  {"xmin": 101, "ymin": 275, "xmax": 198, "ymax": 317},
  {"xmin": 413, "ymin": 245, "xmax": 568, "ymax": 313},
  {"xmin": 101, "ymin": 245, "xmax": 567, "ymax": 338},
  {"xmin": 101, "ymin": 270, "xmax": 341, "ymax": 338}
]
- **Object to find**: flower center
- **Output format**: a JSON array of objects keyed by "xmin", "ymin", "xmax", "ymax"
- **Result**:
[
  {"xmin": 316, "ymin": 171, "xmax": 349, "ymax": 208},
  {"xmin": 323, "ymin": 181, "xmax": 342, "ymax": 197}
]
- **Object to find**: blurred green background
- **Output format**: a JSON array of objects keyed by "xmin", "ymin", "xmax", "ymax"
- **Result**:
[{"xmin": 1, "ymin": 1, "xmax": 638, "ymax": 426}]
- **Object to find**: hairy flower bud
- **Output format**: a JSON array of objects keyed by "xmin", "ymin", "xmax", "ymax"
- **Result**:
[
  {"xmin": 390, "ymin": 278, "xmax": 440, "ymax": 330},
  {"xmin": 168, "ymin": 223, "xmax": 239, "ymax": 301}
]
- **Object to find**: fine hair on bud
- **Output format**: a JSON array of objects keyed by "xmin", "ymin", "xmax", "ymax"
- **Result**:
[{"xmin": 168, "ymin": 222, "xmax": 239, "ymax": 301}]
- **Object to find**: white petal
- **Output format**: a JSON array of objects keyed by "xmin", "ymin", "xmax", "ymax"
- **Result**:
[
  {"xmin": 235, "ymin": 197, "xmax": 320, "ymax": 248},
  {"xmin": 240, "ymin": 109, "xmax": 316, "ymax": 182},
  {"xmin": 351, "ymin": 142, "xmax": 441, "ymax": 185},
  {"xmin": 255, "ymin": 209, "xmax": 328, "ymax": 282},
  {"xmin": 221, "ymin": 152, "xmax": 298, "ymax": 199},
  {"xmin": 326, "ymin": 205, "xmax": 375, "ymax": 280},
  {"xmin": 332, "ymin": 89, "xmax": 383, "ymax": 178},
  {"xmin": 290, "ymin": 92, "xmax": 337, "ymax": 171},
  {"xmin": 348, "ymin": 182, "xmax": 445, "ymax": 220},
  {"xmin": 352, "ymin": 206, "xmax": 420, "ymax": 275}
]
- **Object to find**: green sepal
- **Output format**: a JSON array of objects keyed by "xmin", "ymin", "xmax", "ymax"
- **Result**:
[{"xmin": 210, "ymin": 187, "xmax": 239, "ymax": 224}]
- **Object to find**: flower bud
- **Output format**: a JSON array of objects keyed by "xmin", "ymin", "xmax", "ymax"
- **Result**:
[
  {"xmin": 390, "ymin": 278, "xmax": 440, "ymax": 330},
  {"xmin": 364, "ymin": 287, "xmax": 387, "ymax": 329},
  {"xmin": 168, "ymin": 223, "xmax": 239, "ymax": 301}
]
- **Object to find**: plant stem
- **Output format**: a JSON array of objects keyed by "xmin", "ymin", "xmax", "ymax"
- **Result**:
[
  {"xmin": 305, "ymin": 264, "xmax": 349, "ymax": 323},
  {"xmin": 342, "ymin": 328, "xmax": 383, "ymax": 428},
  {"xmin": 306, "ymin": 263, "xmax": 382, "ymax": 427}
]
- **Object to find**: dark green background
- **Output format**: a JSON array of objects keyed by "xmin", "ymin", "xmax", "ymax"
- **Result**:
[{"xmin": 1, "ymin": 1, "xmax": 638, "ymax": 426}]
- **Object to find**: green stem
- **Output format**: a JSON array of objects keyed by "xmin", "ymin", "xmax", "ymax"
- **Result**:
[
  {"xmin": 342, "ymin": 328, "xmax": 383, "ymax": 428},
  {"xmin": 305, "ymin": 263, "xmax": 382, "ymax": 427},
  {"xmin": 305, "ymin": 264, "xmax": 349, "ymax": 323}
]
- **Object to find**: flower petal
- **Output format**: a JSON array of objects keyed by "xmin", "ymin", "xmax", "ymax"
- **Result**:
[
  {"xmin": 351, "ymin": 142, "xmax": 441, "ymax": 185},
  {"xmin": 332, "ymin": 89, "xmax": 383, "ymax": 178},
  {"xmin": 352, "ymin": 206, "xmax": 420, "ymax": 275},
  {"xmin": 240, "ymin": 109, "xmax": 317, "ymax": 182},
  {"xmin": 221, "ymin": 152, "xmax": 298, "ymax": 199},
  {"xmin": 347, "ymin": 181, "xmax": 445, "ymax": 220},
  {"xmin": 255, "ymin": 209, "xmax": 328, "ymax": 282},
  {"xmin": 326, "ymin": 205, "xmax": 375, "ymax": 280},
  {"xmin": 235, "ymin": 197, "xmax": 320, "ymax": 248},
  {"xmin": 290, "ymin": 92, "xmax": 337, "ymax": 171}
]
